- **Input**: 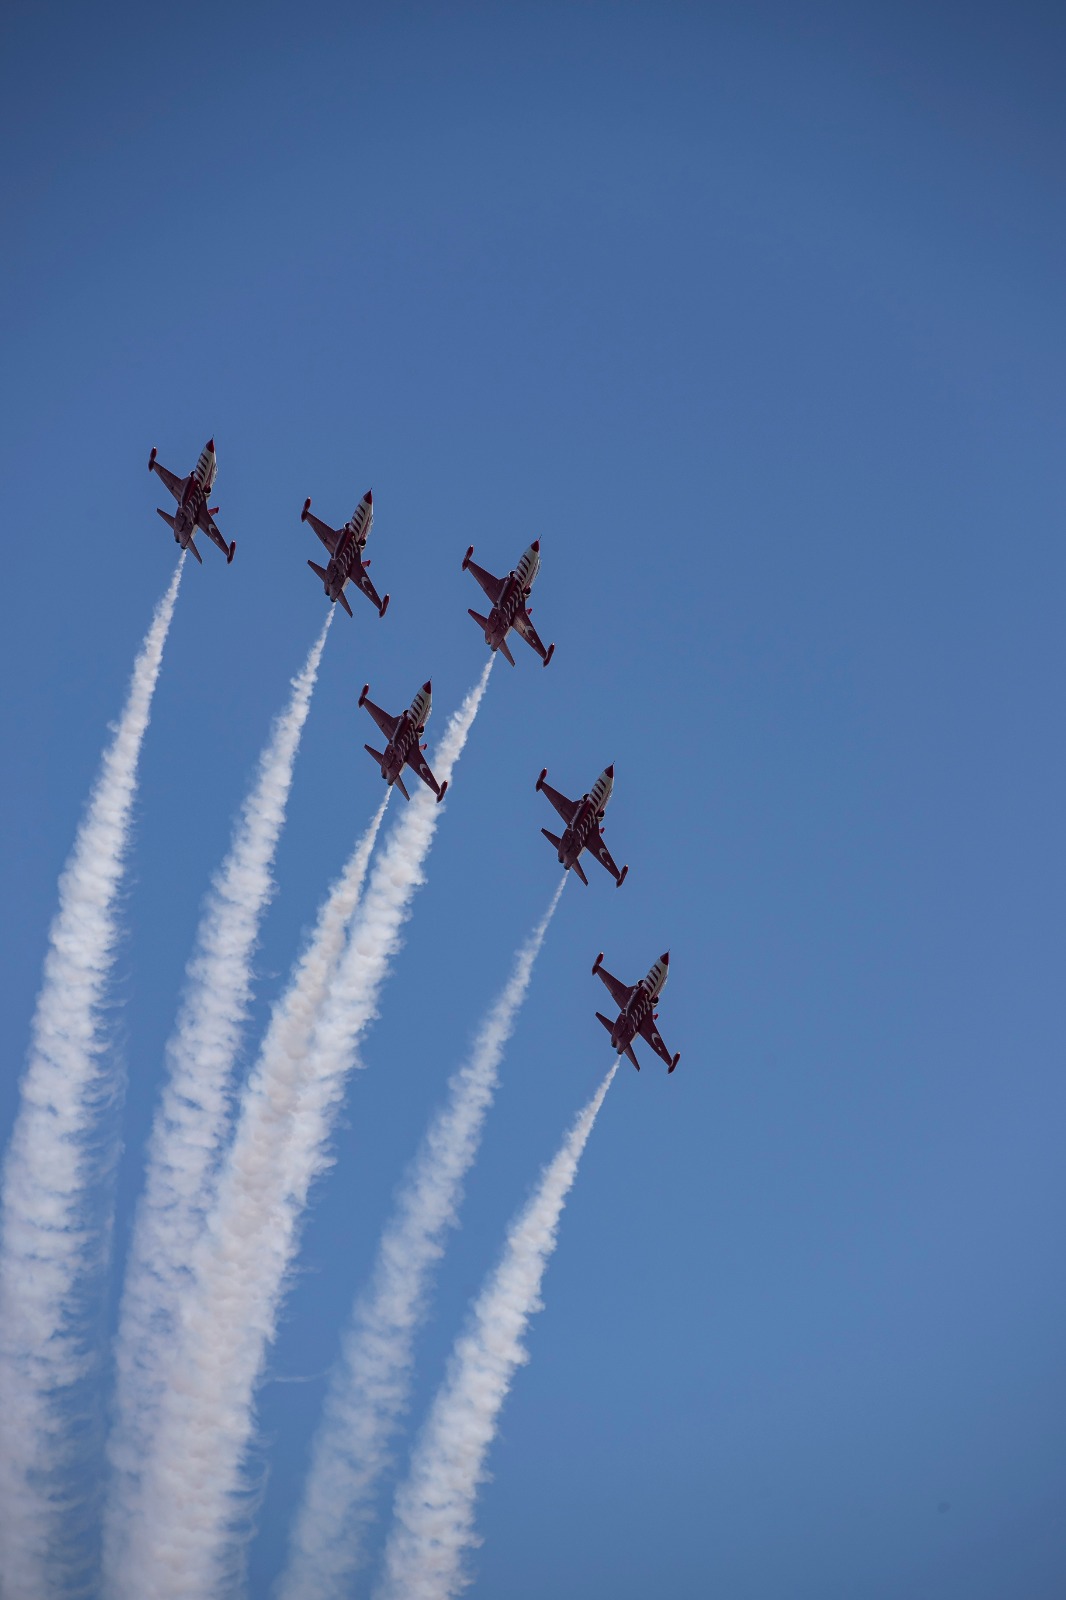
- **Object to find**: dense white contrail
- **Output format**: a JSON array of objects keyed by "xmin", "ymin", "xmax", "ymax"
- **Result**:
[
  {"xmin": 103, "ymin": 612, "xmax": 333, "ymax": 1587},
  {"xmin": 376, "ymin": 1060, "xmax": 620, "ymax": 1600},
  {"xmin": 278, "ymin": 875, "xmax": 566, "ymax": 1600},
  {"xmin": 122, "ymin": 664, "xmax": 491, "ymax": 1600},
  {"xmin": 0, "ymin": 564, "xmax": 183, "ymax": 1600}
]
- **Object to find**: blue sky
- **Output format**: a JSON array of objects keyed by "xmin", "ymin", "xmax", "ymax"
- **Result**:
[{"xmin": 2, "ymin": 2, "xmax": 1064, "ymax": 1595}]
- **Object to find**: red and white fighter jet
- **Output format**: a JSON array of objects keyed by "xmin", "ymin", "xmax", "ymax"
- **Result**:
[
  {"xmin": 301, "ymin": 489, "xmax": 389, "ymax": 619},
  {"xmin": 148, "ymin": 439, "xmax": 235, "ymax": 565},
  {"xmin": 536, "ymin": 764, "xmax": 628, "ymax": 887},
  {"xmin": 462, "ymin": 540, "xmax": 555, "ymax": 667},
  {"xmin": 592, "ymin": 951, "xmax": 680, "ymax": 1072},
  {"xmin": 358, "ymin": 680, "xmax": 448, "ymax": 803}
]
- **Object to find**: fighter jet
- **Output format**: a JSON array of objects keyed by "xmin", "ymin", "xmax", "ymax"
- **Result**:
[
  {"xmin": 462, "ymin": 540, "xmax": 555, "ymax": 667},
  {"xmin": 301, "ymin": 490, "xmax": 390, "ymax": 619},
  {"xmin": 148, "ymin": 439, "xmax": 235, "ymax": 565},
  {"xmin": 359, "ymin": 680, "xmax": 448, "ymax": 802},
  {"xmin": 536, "ymin": 765, "xmax": 628, "ymax": 887},
  {"xmin": 592, "ymin": 951, "xmax": 679, "ymax": 1072}
]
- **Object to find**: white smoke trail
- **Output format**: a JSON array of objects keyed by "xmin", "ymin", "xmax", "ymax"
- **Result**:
[
  {"xmin": 278, "ymin": 875, "xmax": 566, "ymax": 1600},
  {"xmin": 0, "ymin": 564, "xmax": 183, "ymax": 1600},
  {"xmin": 376, "ymin": 1060, "xmax": 620, "ymax": 1600},
  {"xmin": 103, "ymin": 612, "xmax": 333, "ymax": 1587},
  {"xmin": 122, "ymin": 665, "xmax": 491, "ymax": 1600}
]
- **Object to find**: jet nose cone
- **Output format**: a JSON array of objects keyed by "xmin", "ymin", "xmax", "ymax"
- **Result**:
[
  {"xmin": 531, "ymin": 539, "xmax": 540, "ymax": 551},
  {"xmin": 605, "ymin": 764, "xmax": 615, "ymax": 778},
  {"xmin": 661, "ymin": 952, "xmax": 670, "ymax": 965},
  {"xmin": 206, "ymin": 438, "xmax": 215, "ymax": 452},
  {"xmin": 365, "ymin": 489, "xmax": 373, "ymax": 504},
  {"xmin": 423, "ymin": 680, "xmax": 432, "ymax": 693}
]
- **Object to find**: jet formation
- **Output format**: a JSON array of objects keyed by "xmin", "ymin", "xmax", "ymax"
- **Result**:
[{"xmin": 144, "ymin": 445, "xmax": 681, "ymax": 1071}]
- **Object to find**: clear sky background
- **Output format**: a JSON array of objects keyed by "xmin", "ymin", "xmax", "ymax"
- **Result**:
[{"xmin": 2, "ymin": 2, "xmax": 1064, "ymax": 1596}]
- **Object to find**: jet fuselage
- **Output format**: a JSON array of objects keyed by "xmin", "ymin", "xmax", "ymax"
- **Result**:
[
  {"xmin": 324, "ymin": 494, "xmax": 373, "ymax": 601},
  {"xmin": 169, "ymin": 443, "xmax": 216, "ymax": 547},
  {"xmin": 378, "ymin": 684, "xmax": 431, "ymax": 786},
  {"xmin": 481, "ymin": 543, "xmax": 539, "ymax": 652},
  {"xmin": 609, "ymin": 956, "xmax": 669, "ymax": 1055},
  {"xmin": 555, "ymin": 767, "xmax": 614, "ymax": 870}
]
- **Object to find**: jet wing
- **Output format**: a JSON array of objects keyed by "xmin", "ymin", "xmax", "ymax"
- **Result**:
[
  {"xmin": 350, "ymin": 561, "xmax": 385, "ymax": 612},
  {"xmin": 404, "ymin": 744, "xmax": 444, "ymax": 798},
  {"xmin": 587, "ymin": 832, "xmax": 623, "ymax": 882},
  {"xmin": 152, "ymin": 459, "xmax": 184, "ymax": 500},
  {"xmin": 305, "ymin": 508, "xmax": 341, "ymax": 554},
  {"xmin": 512, "ymin": 606, "xmax": 550, "ymax": 661},
  {"xmin": 196, "ymin": 504, "xmax": 231, "ymax": 557},
  {"xmin": 595, "ymin": 963, "xmax": 635, "ymax": 1011},
  {"xmin": 362, "ymin": 696, "xmax": 401, "ymax": 742},
  {"xmin": 464, "ymin": 556, "xmax": 507, "ymax": 607},
  {"xmin": 538, "ymin": 777, "xmax": 581, "ymax": 826},
  {"xmin": 637, "ymin": 1012, "xmax": 677, "ymax": 1069}
]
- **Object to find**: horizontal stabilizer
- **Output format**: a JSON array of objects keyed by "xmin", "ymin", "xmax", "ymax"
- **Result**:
[
  {"xmin": 540, "ymin": 828, "xmax": 563, "ymax": 851},
  {"xmin": 394, "ymin": 773, "xmax": 411, "ymax": 801},
  {"xmin": 571, "ymin": 856, "xmax": 589, "ymax": 887},
  {"xmin": 337, "ymin": 588, "xmax": 353, "ymax": 618},
  {"xmin": 468, "ymin": 608, "xmax": 490, "ymax": 631},
  {"xmin": 186, "ymin": 537, "xmax": 203, "ymax": 564},
  {"xmin": 307, "ymin": 560, "xmax": 328, "ymax": 582},
  {"xmin": 624, "ymin": 1043, "xmax": 641, "ymax": 1071},
  {"xmin": 364, "ymin": 744, "xmax": 385, "ymax": 765},
  {"xmin": 155, "ymin": 507, "xmax": 177, "ymax": 530},
  {"xmin": 498, "ymin": 635, "xmax": 516, "ymax": 666},
  {"xmin": 595, "ymin": 1012, "xmax": 615, "ymax": 1037}
]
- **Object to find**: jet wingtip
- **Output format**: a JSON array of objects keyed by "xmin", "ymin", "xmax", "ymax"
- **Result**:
[
  {"xmin": 359, "ymin": 683, "xmax": 370, "ymax": 708},
  {"xmin": 592, "ymin": 952, "xmax": 604, "ymax": 974},
  {"xmin": 617, "ymin": 865, "xmax": 629, "ymax": 888},
  {"xmin": 379, "ymin": 594, "xmax": 390, "ymax": 618},
  {"xmin": 148, "ymin": 447, "xmax": 157, "ymax": 471},
  {"xmin": 462, "ymin": 544, "xmax": 474, "ymax": 570},
  {"xmin": 227, "ymin": 541, "xmax": 236, "ymax": 564},
  {"xmin": 543, "ymin": 643, "xmax": 555, "ymax": 668},
  {"xmin": 301, "ymin": 496, "xmax": 311, "ymax": 520},
  {"xmin": 536, "ymin": 767, "xmax": 547, "ymax": 791}
]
